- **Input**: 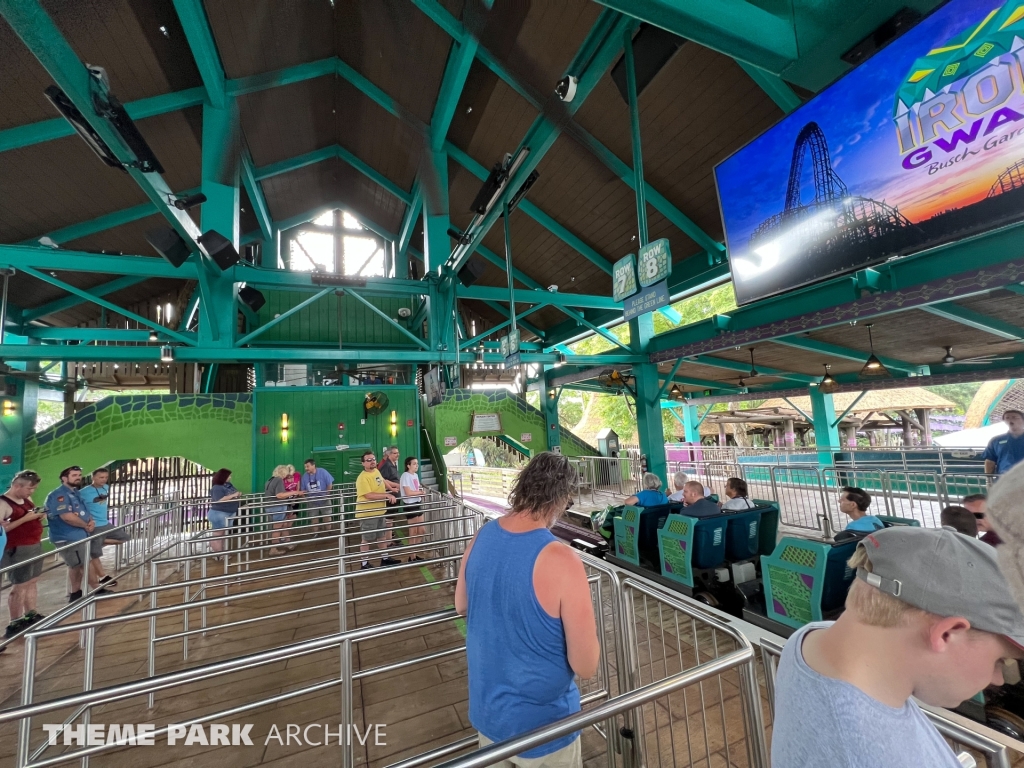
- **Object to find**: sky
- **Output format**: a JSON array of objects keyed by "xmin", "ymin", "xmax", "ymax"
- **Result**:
[{"xmin": 714, "ymin": 0, "xmax": 1024, "ymax": 261}]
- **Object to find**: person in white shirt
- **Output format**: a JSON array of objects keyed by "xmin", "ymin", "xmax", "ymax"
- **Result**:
[
  {"xmin": 721, "ymin": 477, "xmax": 757, "ymax": 511},
  {"xmin": 401, "ymin": 457, "xmax": 426, "ymax": 562},
  {"xmin": 668, "ymin": 470, "xmax": 711, "ymax": 502}
]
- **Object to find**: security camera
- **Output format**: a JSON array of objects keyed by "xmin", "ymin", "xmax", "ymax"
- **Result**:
[
  {"xmin": 547, "ymin": 285, "xmax": 558, "ymax": 292},
  {"xmin": 397, "ymin": 307, "xmax": 412, "ymax": 318},
  {"xmin": 555, "ymin": 75, "xmax": 578, "ymax": 102}
]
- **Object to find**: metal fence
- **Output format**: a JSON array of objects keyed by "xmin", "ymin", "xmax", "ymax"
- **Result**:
[{"xmin": 668, "ymin": 459, "xmax": 996, "ymax": 533}]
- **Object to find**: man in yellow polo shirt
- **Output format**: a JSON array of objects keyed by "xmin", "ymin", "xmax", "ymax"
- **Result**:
[{"xmin": 356, "ymin": 450, "xmax": 399, "ymax": 570}]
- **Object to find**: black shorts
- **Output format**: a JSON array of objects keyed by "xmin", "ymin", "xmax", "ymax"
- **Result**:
[{"xmin": 404, "ymin": 504, "xmax": 422, "ymax": 521}]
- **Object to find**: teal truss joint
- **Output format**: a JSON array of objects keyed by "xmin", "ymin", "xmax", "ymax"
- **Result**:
[
  {"xmin": 855, "ymin": 268, "xmax": 884, "ymax": 293},
  {"xmin": 711, "ymin": 314, "xmax": 731, "ymax": 331},
  {"xmin": 736, "ymin": 61, "xmax": 801, "ymax": 114}
]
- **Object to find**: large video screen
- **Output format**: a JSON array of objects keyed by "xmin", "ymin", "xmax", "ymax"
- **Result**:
[{"xmin": 715, "ymin": 0, "xmax": 1024, "ymax": 305}]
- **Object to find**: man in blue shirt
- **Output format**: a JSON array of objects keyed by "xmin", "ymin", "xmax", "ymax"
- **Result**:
[
  {"xmin": 839, "ymin": 486, "xmax": 884, "ymax": 533},
  {"xmin": 984, "ymin": 409, "xmax": 1024, "ymax": 476},
  {"xmin": 80, "ymin": 467, "xmax": 128, "ymax": 589},
  {"xmin": 45, "ymin": 466, "xmax": 108, "ymax": 602},
  {"xmin": 300, "ymin": 458, "xmax": 335, "ymax": 535}
]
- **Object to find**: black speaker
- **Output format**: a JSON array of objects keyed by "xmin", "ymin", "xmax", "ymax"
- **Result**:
[
  {"xmin": 238, "ymin": 286, "xmax": 266, "ymax": 313},
  {"xmin": 145, "ymin": 227, "xmax": 190, "ymax": 267},
  {"xmin": 458, "ymin": 256, "xmax": 487, "ymax": 287},
  {"xmin": 198, "ymin": 230, "xmax": 240, "ymax": 270}
]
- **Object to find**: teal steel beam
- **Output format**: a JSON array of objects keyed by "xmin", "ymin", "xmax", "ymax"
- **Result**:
[
  {"xmin": 781, "ymin": 396, "xmax": 814, "ymax": 423},
  {"xmin": 920, "ymin": 302, "xmax": 1024, "ymax": 341},
  {"xmin": 592, "ymin": 0, "xmax": 796, "ymax": 74},
  {"xmin": 19, "ymin": 266, "xmax": 196, "ymax": 346},
  {"xmin": 736, "ymin": 61, "xmax": 801, "ymax": 113},
  {"xmin": 335, "ymin": 145, "xmax": 412, "ymax": 204},
  {"xmin": 650, "ymin": 219, "xmax": 1024, "ymax": 359},
  {"xmin": 240, "ymin": 151, "xmax": 273, "ymax": 243},
  {"xmin": 236, "ymin": 287, "xmax": 334, "ymax": 346},
  {"xmin": 23, "ymin": 275, "xmax": 148, "ymax": 322},
  {"xmin": 254, "ymin": 146, "xmax": 337, "ymax": 181},
  {"xmin": 0, "ymin": 245, "xmax": 197, "ymax": 278},
  {"xmin": 690, "ymin": 354, "xmax": 817, "ymax": 383},
  {"xmin": 671, "ymin": 374, "xmax": 739, "ymax": 390},
  {"xmin": 227, "ymin": 57, "xmax": 337, "ymax": 98},
  {"xmin": 831, "ymin": 390, "xmax": 868, "ymax": 428},
  {"xmin": 457, "ymin": 285, "xmax": 621, "ymax": 310},
  {"xmin": 413, "ymin": 0, "xmax": 722, "ymax": 261},
  {"xmin": 0, "ymin": 344, "xmax": 644, "ymax": 365},
  {"xmin": 0, "ymin": 87, "xmax": 205, "ymax": 153},
  {"xmin": 343, "ymin": 289, "xmax": 430, "ymax": 350},
  {"xmin": 430, "ymin": 38, "xmax": 477, "ymax": 150},
  {"xmin": 22, "ymin": 328, "xmax": 164, "ymax": 342},
  {"xmin": 773, "ymin": 336, "xmax": 925, "ymax": 375},
  {"xmin": 569, "ymin": 128, "xmax": 724, "ymax": 258},
  {"xmin": 474, "ymin": 243, "xmax": 543, "ymax": 290},
  {"xmin": 460, "ymin": 319, "xmax": 511, "ymax": 350},
  {"xmin": 18, "ymin": 185, "xmax": 198, "ymax": 248},
  {"xmin": 172, "ymin": 0, "xmax": 226, "ymax": 107},
  {"xmin": 656, "ymin": 358, "xmax": 684, "ymax": 400},
  {"xmin": 179, "ymin": 291, "xmax": 200, "ymax": 332},
  {"xmin": 397, "ymin": 181, "xmax": 422, "ymax": 269},
  {"xmin": 0, "ymin": 1, "xmax": 203, "ymax": 253},
  {"xmin": 446, "ymin": 11, "xmax": 631, "ymax": 273},
  {"xmin": 446, "ymin": 143, "xmax": 612, "ymax": 274},
  {"xmin": 481, "ymin": 301, "xmax": 545, "ymax": 340}
]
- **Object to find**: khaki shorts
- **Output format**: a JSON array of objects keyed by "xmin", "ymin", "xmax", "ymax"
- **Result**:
[
  {"xmin": 359, "ymin": 516, "xmax": 385, "ymax": 542},
  {"xmin": 477, "ymin": 733, "xmax": 581, "ymax": 768}
]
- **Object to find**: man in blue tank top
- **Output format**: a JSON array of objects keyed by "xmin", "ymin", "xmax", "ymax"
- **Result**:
[{"xmin": 456, "ymin": 452, "xmax": 599, "ymax": 767}]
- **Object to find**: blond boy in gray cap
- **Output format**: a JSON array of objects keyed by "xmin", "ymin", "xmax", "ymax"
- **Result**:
[{"xmin": 772, "ymin": 526, "xmax": 1024, "ymax": 768}]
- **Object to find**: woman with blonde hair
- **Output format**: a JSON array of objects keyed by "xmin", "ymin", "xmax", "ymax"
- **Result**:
[{"xmin": 265, "ymin": 464, "xmax": 305, "ymax": 555}]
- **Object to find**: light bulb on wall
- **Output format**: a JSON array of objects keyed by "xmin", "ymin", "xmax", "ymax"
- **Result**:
[
  {"xmin": 390, "ymin": 410, "xmax": 398, "ymax": 437},
  {"xmin": 2, "ymin": 400, "xmax": 15, "ymax": 417},
  {"xmin": 281, "ymin": 412, "xmax": 289, "ymax": 443}
]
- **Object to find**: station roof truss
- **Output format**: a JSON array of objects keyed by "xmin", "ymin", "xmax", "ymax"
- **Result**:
[{"xmin": 5, "ymin": 0, "xmax": 1024, "ymax": 396}]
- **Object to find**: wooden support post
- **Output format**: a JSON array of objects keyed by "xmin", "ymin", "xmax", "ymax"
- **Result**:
[
  {"xmin": 916, "ymin": 408, "xmax": 932, "ymax": 446},
  {"xmin": 784, "ymin": 418, "xmax": 795, "ymax": 449}
]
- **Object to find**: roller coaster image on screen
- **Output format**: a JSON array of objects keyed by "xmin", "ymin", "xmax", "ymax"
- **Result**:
[{"xmin": 716, "ymin": 0, "xmax": 1024, "ymax": 305}]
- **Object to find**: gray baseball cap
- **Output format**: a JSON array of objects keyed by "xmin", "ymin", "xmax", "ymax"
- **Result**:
[{"xmin": 854, "ymin": 526, "xmax": 1024, "ymax": 648}]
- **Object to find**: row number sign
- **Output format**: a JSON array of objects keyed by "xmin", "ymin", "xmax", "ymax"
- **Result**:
[{"xmin": 614, "ymin": 238, "xmax": 673, "ymax": 319}]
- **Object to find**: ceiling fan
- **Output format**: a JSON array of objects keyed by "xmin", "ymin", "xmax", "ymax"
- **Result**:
[
  {"xmin": 731, "ymin": 348, "xmax": 760, "ymax": 387},
  {"xmin": 940, "ymin": 346, "xmax": 1014, "ymax": 365}
]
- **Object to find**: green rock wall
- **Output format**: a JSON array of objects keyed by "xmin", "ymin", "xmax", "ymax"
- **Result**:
[
  {"xmin": 25, "ymin": 394, "xmax": 253, "ymax": 491},
  {"xmin": 431, "ymin": 390, "xmax": 596, "ymax": 458}
]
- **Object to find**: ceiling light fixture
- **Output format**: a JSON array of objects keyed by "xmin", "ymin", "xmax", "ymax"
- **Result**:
[
  {"xmin": 820, "ymin": 364, "xmax": 836, "ymax": 388},
  {"xmin": 160, "ymin": 345, "xmax": 174, "ymax": 363},
  {"xmin": 860, "ymin": 323, "xmax": 889, "ymax": 377},
  {"xmin": 148, "ymin": 330, "xmax": 158, "ymax": 342}
]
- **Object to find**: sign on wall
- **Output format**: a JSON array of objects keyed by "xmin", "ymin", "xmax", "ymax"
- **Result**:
[
  {"xmin": 716, "ymin": 0, "xmax": 1024, "ymax": 304},
  {"xmin": 520, "ymin": 432, "xmax": 532, "ymax": 443},
  {"xmin": 471, "ymin": 412, "xmax": 502, "ymax": 433},
  {"xmin": 444, "ymin": 436, "xmax": 458, "ymax": 447}
]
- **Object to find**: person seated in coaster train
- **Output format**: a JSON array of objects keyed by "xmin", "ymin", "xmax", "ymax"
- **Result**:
[
  {"xmin": 838, "ymin": 486, "xmax": 884, "ymax": 533},
  {"xmin": 623, "ymin": 473, "xmax": 669, "ymax": 508}
]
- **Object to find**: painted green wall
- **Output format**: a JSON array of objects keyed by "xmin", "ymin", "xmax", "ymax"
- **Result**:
[
  {"xmin": 0, "ymin": 375, "xmax": 38, "ymax": 490},
  {"xmin": 431, "ymin": 390, "xmax": 596, "ymax": 458},
  {"xmin": 255, "ymin": 291, "xmax": 419, "ymax": 346},
  {"xmin": 253, "ymin": 386, "xmax": 420, "ymax": 487},
  {"xmin": 25, "ymin": 394, "xmax": 253, "ymax": 491}
]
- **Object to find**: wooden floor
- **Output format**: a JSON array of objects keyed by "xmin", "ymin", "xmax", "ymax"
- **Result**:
[{"xmin": 0, "ymin": 534, "xmax": 768, "ymax": 768}]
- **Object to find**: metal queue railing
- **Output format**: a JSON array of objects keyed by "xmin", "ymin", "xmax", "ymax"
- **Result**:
[
  {"xmin": 667, "ymin": 459, "xmax": 995, "ymax": 533},
  {"xmin": 758, "ymin": 637, "xmax": 1018, "ymax": 768},
  {"xmin": 668, "ymin": 444, "xmax": 987, "ymax": 473},
  {"xmin": 0, "ymin": 491, "xmax": 770, "ymax": 768},
  {"xmin": 4, "ymin": 489, "xmax": 1021, "ymax": 768}
]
